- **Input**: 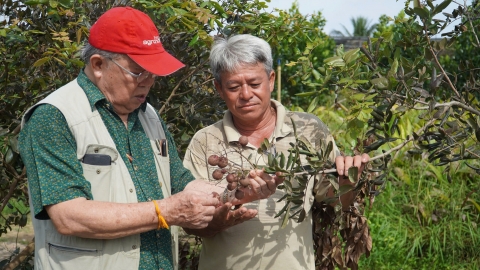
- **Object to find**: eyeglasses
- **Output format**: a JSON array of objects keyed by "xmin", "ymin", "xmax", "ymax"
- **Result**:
[{"xmin": 108, "ymin": 58, "xmax": 157, "ymax": 83}]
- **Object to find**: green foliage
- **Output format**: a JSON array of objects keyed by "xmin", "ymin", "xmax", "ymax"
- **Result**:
[
  {"xmin": 360, "ymin": 157, "xmax": 480, "ymax": 269},
  {"xmin": 1, "ymin": 0, "xmax": 480, "ymax": 268}
]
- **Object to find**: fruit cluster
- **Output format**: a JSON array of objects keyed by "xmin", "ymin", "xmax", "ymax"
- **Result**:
[{"xmin": 208, "ymin": 136, "xmax": 250, "ymax": 200}]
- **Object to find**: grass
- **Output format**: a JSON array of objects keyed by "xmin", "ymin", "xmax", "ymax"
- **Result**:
[{"xmin": 358, "ymin": 156, "xmax": 480, "ymax": 269}]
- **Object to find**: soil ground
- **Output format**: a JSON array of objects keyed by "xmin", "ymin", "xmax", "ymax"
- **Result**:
[{"xmin": 0, "ymin": 221, "xmax": 34, "ymax": 262}]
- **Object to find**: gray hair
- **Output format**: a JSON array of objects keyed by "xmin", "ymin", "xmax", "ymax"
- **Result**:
[
  {"xmin": 80, "ymin": 42, "xmax": 122, "ymax": 64},
  {"xmin": 209, "ymin": 34, "xmax": 273, "ymax": 83}
]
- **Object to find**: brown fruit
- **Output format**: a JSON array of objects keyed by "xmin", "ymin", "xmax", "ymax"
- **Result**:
[
  {"xmin": 226, "ymin": 173, "xmax": 237, "ymax": 183},
  {"xmin": 238, "ymin": 178, "xmax": 250, "ymax": 187},
  {"xmin": 238, "ymin": 136, "xmax": 249, "ymax": 146},
  {"xmin": 235, "ymin": 189, "xmax": 245, "ymax": 200},
  {"xmin": 227, "ymin": 181, "xmax": 238, "ymax": 191},
  {"xmin": 218, "ymin": 156, "xmax": 229, "ymax": 168},
  {"xmin": 208, "ymin": 155, "xmax": 219, "ymax": 166},
  {"xmin": 212, "ymin": 169, "xmax": 224, "ymax": 180}
]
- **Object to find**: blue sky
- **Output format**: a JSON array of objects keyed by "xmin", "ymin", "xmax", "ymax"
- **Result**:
[{"xmin": 266, "ymin": 0, "xmax": 458, "ymax": 35}]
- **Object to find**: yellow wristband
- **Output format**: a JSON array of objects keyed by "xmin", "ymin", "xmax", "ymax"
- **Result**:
[{"xmin": 152, "ymin": 200, "xmax": 169, "ymax": 230}]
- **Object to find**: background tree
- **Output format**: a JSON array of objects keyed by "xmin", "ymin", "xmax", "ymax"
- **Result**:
[
  {"xmin": 1, "ymin": 0, "xmax": 479, "ymax": 269},
  {"xmin": 330, "ymin": 16, "xmax": 378, "ymax": 37}
]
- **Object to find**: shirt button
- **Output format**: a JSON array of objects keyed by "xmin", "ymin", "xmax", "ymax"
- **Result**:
[
  {"xmin": 129, "ymin": 188, "xmax": 133, "ymax": 193},
  {"xmin": 94, "ymin": 148, "xmax": 99, "ymax": 153},
  {"xmin": 148, "ymin": 198, "xmax": 152, "ymax": 201},
  {"xmin": 96, "ymin": 169, "xmax": 101, "ymax": 174},
  {"xmin": 132, "ymin": 245, "xmax": 137, "ymax": 249},
  {"xmin": 134, "ymin": 165, "xmax": 138, "ymax": 170}
]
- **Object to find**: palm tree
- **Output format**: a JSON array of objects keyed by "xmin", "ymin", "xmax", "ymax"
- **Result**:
[{"xmin": 330, "ymin": 16, "xmax": 378, "ymax": 37}]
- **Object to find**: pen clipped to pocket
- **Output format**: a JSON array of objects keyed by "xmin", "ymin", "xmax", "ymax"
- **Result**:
[{"xmin": 155, "ymin": 139, "xmax": 168, "ymax": 157}]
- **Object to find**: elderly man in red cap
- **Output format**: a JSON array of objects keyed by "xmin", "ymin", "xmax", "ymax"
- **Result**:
[{"xmin": 18, "ymin": 7, "xmax": 281, "ymax": 270}]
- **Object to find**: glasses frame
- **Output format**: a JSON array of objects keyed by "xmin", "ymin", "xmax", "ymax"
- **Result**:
[{"xmin": 108, "ymin": 58, "xmax": 156, "ymax": 83}]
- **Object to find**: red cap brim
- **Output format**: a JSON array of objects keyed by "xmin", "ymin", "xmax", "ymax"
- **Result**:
[{"xmin": 128, "ymin": 51, "xmax": 185, "ymax": 76}]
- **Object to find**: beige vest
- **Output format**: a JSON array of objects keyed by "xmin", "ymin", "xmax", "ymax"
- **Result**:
[{"xmin": 22, "ymin": 79, "xmax": 178, "ymax": 270}]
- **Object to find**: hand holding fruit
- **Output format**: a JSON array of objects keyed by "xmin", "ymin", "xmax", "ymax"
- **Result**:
[{"xmin": 207, "ymin": 135, "xmax": 283, "ymax": 204}]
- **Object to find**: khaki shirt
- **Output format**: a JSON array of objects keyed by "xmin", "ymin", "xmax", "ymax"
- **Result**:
[{"xmin": 184, "ymin": 100, "xmax": 338, "ymax": 270}]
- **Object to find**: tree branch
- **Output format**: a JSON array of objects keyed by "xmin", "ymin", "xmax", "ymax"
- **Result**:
[
  {"xmin": 422, "ymin": 20, "xmax": 464, "ymax": 102},
  {"xmin": 158, "ymin": 58, "xmax": 209, "ymax": 115},
  {"xmin": 3, "ymin": 238, "xmax": 35, "ymax": 270},
  {"xmin": 414, "ymin": 100, "xmax": 480, "ymax": 116}
]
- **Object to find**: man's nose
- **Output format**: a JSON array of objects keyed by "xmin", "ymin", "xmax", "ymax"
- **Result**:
[{"xmin": 239, "ymin": 85, "xmax": 253, "ymax": 100}]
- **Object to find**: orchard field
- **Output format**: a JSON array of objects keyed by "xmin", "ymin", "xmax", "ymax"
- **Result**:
[{"xmin": 1, "ymin": 0, "xmax": 479, "ymax": 269}]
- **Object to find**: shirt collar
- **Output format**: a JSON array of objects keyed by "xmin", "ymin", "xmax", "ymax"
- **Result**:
[
  {"xmin": 222, "ymin": 99, "xmax": 292, "ymax": 146},
  {"xmin": 77, "ymin": 69, "xmax": 147, "ymax": 112}
]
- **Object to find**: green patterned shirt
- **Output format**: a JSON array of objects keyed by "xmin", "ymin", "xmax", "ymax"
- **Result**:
[{"xmin": 19, "ymin": 70, "xmax": 195, "ymax": 270}]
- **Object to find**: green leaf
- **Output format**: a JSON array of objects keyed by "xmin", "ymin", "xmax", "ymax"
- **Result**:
[
  {"xmin": 297, "ymin": 209, "xmax": 306, "ymax": 222},
  {"xmin": 286, "ymin": 152, "xmax": 293, "ymax": 170},
  {"xmin": 279, "ymin": 152, "xmax": 286, "ymax": 168},
  {"xmin": 433, "ymin": 0, "xmax": 453, "ymax": 15},
  {"xmin": 281, "ymin": 204, "xmax": 291, "ymax": 228},
  {"xmin": 291, "ymin": 118, "xmax": 297, "ymax": 137},
  {"xmin": 307, "ymin": 96, "xmax": 318, "ymax": 113},
  {"xmin": 49, "ymin": 0, "xmax": 58, "ymax": 8},
  {"xmin": 351, "ymin": 93, "xmax": 365, "ymax": 101},
  {"xmin": 324, "ymin": 55, "xmax": 345, "ymax": 67},
  {"xmin": 33, "ymin": 57, "xmax": 50, "ymax": 67},
  {"xmin": 325, "ymin": 141, "xmax": 333, "ymax": 159},
  {"xmin": 388, "ymin": 58, "xmax": 399, "ymax": 78},
  {"xmin": 312, "ymin": 69, "xmax": 321, "ymax": 80},
  {"xmin": 295, "ymin": 91, "xmax": 317, "ymax": 97},
  {"xmin": 210, "ymin": 1, "xmax": 226, "ymax": 15},
  {"xmin": 343, "ymin": 48, "xmax": 360, "ymax": 64},
  {"xmin": 371, "ymin": 77, "xmax": 389, "ymax": 89},
  {"xmin": 413, "ymin": 7, "xmax": 430, "ymax": 20},
  {"xmin": 188, "ymin": 33, "xmax": 199, "ymax": 47},
  {"xmin": 348, "ymin": 166, "xmax": 358, "ymax": 183}
]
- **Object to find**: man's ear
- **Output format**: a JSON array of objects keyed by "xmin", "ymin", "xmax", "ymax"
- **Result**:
[
  {"xmin": 268, "ymin": 70, "xmax": 275, "ymax": 93},
  {"xmin": 88, "ymin": 54, "xmax": 108, "ymax": 79},
  {"xmin": 214, "ymin": 80, "xmax": 224, "ymax": 100}
]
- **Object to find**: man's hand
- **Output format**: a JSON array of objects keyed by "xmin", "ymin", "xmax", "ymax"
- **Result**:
[
  {"xmin": 335, "ymin": 153, "xmax": 370, "ymax": 185},
  {"xmin": 333, "ymin": 153, "xmax": 370, "ymax": 210},
  {"xmin": 159, "ymin": 190, "xmax": 220, "ymax": 229},
  {"xmin": 232, "ymin": 169, "xmax": 284, "ymax": 205},
  {"xmin": 184, "ymin": 203, "xmax": 257, "ymax": 237}
]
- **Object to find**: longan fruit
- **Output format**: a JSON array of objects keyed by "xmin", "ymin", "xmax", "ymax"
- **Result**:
[
  {"xmin": 227, "ymin": 181, "xmax": 238, "ymax": 191},
  {"xmin": 217, "ymin": 156, "xmax": 229, "ymax": 168},
  {"xmin": 238, "ymin": 178, "xmax": 250, "ymax": 187},
  {"xmin": 226, "ymin": 173, "xmax": 237, "ymax": 183},
  {"xmin": 212, "ymin": 169, "xmax": 224, "ymax": 180},
  {"xmin": 235, "ymin": 189, "xmax": 245, "ymax": 200},
  {"xmin": 208, "ymin": 155, "xmax": 219, "ymax": 166}
]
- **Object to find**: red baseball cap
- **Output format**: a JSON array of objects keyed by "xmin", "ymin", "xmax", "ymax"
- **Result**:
[{"xmin": 89, "ymin": 7, "xmax": 185, "ymax": 76}]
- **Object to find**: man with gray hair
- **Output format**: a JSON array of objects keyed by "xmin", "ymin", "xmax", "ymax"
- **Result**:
[
  {"xmin": 19, "ymin": 8, "xmax": 280, "ymax": 270},
  {"xmin": 183, "ymin": 34, "xmax": 369, "ymax": 269}
]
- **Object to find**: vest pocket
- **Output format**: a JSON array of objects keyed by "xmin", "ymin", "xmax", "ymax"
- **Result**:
[
  {"xmin": 81, "ymin": 163, "xmax": 114, "ymax": 202},
  {"xmin": 47, "ymin": 242, "xmax": 101, "ymax": 270},
  {"xmin": 81, "ymin": 144, "xmax": 119, "ymax": 202}
]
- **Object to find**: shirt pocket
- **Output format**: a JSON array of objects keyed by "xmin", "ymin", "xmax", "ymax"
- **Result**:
[
  {"xmin": 80, "ymin": 144, "xmax": 119, "ymax": 202},
  {"xmin": 46, "ymin": 231, "xmax": 102, "ymax": 270}
]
